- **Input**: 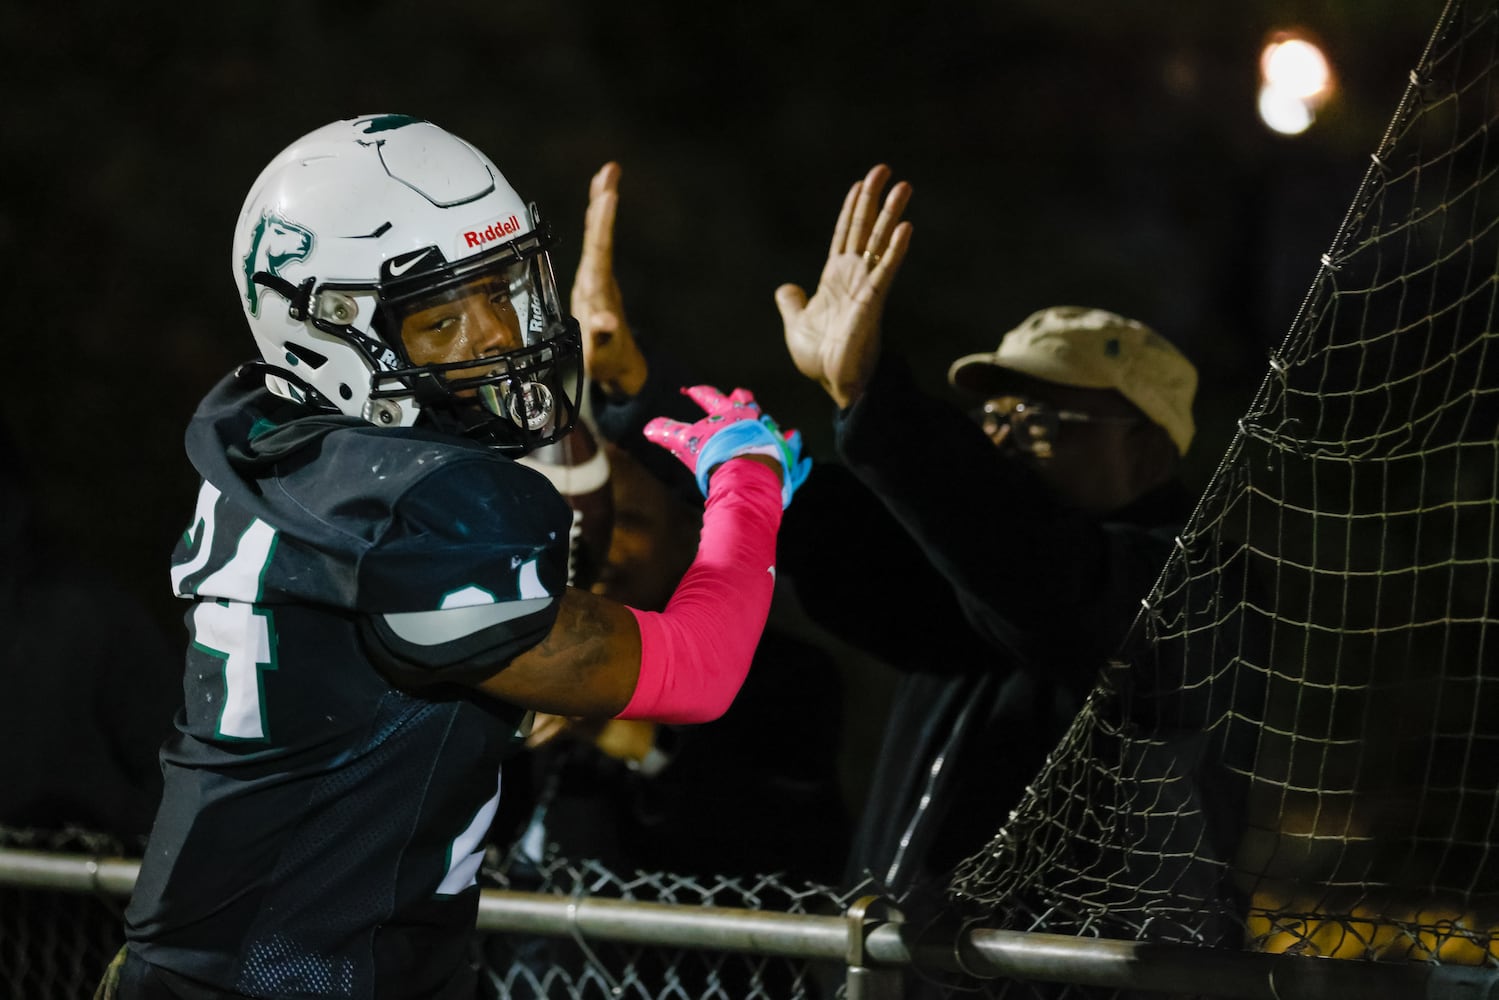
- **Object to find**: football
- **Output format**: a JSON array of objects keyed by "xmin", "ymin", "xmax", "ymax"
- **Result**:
[{"xmin": 518, "ymin": 418, "xmax": 614, "ymax": 589}]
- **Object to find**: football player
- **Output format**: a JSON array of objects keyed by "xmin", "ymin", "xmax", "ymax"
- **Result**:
[{"xmin": 102, "ymin": 115, "xmax": 808, "ymax": 1000}]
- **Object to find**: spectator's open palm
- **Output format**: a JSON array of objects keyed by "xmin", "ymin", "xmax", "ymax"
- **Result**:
[
  {"xmin": 776, "ymin": 165, "xmax": 913, "ymax": 409},
  {"xmin": 573, "ymin": 161, "xmax": 648, "ymax": 398}
]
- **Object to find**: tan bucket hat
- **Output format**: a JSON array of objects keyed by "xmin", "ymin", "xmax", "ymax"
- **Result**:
[{"xmin": 947, "ymin": 305, "xmax": 1198, "ymax": 455}]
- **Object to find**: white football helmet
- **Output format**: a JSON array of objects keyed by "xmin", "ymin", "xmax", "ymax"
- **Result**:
[{"xmin": 231, "ymin": 114, "xmax": 581, "ymax": 451}]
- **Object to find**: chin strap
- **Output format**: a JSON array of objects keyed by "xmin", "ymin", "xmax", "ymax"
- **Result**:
[
  {"xmin": 246, "ymin": 270, "xmax": 398, "ymax": 417},
  {"xmin": 251, "ymin": 270, "xmax": 316, "ymax": 320}
]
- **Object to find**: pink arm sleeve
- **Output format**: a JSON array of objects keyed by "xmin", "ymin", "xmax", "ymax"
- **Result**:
[{"xmin": 615, "ymin": 458, "xmax": 783, "ymax": 724}]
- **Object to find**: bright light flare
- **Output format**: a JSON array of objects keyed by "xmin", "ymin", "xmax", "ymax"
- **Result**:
[
  {"xmin": 1262, "ymin": 38, "xmax": 1331, "ymax": 99},
  {"xmin": 1257, "ymin": 32, "xmax": 1336, "ymax": 136},
  {"xmin": 1258, "ymin": 85, "xmax": 1314, "ymax": 135}
]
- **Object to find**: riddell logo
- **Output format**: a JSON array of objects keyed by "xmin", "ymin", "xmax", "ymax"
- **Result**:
[{"xmin": 463, "ymin": 215, "xmax": 521, "ymax": 248}]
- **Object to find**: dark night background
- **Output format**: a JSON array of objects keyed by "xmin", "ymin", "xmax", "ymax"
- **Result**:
[{"xmin": 0, "ymin": 0, "xmax": 1448, "ymax": 657}]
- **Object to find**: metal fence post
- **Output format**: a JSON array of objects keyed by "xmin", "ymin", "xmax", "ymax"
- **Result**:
[{"xmin": 844, "ymin": 894, "xmax": 905, "ymax": 1000}]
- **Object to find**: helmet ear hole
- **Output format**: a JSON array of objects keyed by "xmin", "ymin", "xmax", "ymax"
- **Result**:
[{"xmin": 339, "ymin": 384, "xmax": 353, "ymax": 401}]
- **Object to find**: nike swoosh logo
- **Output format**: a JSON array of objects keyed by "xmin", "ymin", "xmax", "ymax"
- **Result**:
[{"xmin": 388, "ymin": 250, "xmax": 431, "ymax": 277}]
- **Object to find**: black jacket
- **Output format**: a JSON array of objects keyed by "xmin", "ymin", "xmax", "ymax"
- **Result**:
[{"xmin": 819, "ymin": 356, "xmax": 1191, "ymax": 892}]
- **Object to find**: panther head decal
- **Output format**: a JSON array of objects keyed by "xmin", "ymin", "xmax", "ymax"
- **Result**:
[{"xmin": 242, "ymin": 212, "xmax": 314, "ymax": 317}]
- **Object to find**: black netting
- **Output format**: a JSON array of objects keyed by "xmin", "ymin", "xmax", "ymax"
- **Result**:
[{"xmin": 948, "ymin": 0, "xmax": 1499, "ymax": 973}]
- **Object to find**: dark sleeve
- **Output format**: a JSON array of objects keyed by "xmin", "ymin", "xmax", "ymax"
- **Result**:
[
  {"xmin": 776, "ymin": 461, "xmax": 995, "ymax": 675},
  {"xmin": 589, "ymin": 338, "xmax": 704, "ymax": 508},
  {"xmin": 358, "ymin": 458, "xmax": 571, "ymax": 688},
  {"xmin": 360, "ymin": 599, "xmax": 564, "ymax": 689},
  {"xmin": 834, "ymin": 355, "xmax": 1172, "ymax": 692}
]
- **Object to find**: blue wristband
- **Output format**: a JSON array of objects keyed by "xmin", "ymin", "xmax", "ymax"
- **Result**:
[{"xmin": 693, "ymin": 417, "xmax": 811, "ymax": 508}]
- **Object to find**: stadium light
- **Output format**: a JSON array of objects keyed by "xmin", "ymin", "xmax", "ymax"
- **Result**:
[{"xmin": 1258, "ymin": 32, "xmax": 1335, "ymax": 135}]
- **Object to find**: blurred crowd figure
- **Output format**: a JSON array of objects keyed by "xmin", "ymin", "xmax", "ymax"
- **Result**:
[
  {"xmin": 776, "ymin": 166, "xmax": 1202, "ymax": 905},
  {"xmin": 549, "ymin": 162, "xmax": 1203, "ymax": 913}
]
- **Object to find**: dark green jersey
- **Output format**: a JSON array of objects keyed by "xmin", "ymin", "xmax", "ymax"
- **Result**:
[{"xmin": 125, "ymin": 372, "xmax": 571, "ymax": 999}]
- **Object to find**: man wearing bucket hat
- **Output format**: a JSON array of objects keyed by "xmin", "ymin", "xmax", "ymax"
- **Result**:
[
  {"xmin": 946, "ymin": 304, "xmax": 1195, "ymax": 514},
  {"xmin": 775, "ymin": 165, "xmax": 1201, "ymax": 896}
]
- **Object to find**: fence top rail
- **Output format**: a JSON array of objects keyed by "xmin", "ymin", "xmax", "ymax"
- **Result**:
[{"xmin": 4, "ymin": 847, "xmax": 1497, "ymax": 1000}]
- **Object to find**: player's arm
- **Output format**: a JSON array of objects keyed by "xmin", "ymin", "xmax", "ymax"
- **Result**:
[
  {"xmin": 474, "ymin": 586, "xmax": 640, "ymax": 716},
  {"xmin": 478, "ymin": 453, "xmax": 784, "ymax": 720},
  {"xmin": 366, "ymin": 387, "xmax": 807, "ymax": 724},
  {"xmin": 485, "ymin": 381, "xmax": 807, "ymax": 723}
]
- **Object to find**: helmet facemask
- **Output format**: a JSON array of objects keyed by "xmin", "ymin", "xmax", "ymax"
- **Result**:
[
  {"xmin": 377, "ymin": 220, "xmax": 580, "ymax": 451},
  {"xmin": 260, "ymin": 211, "xmax": 582, "ymax": 453}
]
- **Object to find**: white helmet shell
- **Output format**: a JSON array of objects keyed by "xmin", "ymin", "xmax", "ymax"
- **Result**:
[{"xmin": 231, "ymin": 114, "xmax": 580, "ymax": 450}]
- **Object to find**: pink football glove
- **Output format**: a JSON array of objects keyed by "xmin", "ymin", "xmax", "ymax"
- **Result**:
[
  {"xmin": 643, "ymin": 386, "xmax": 766, "ymax": 472},
  {"xmin": 643, "ymin": 385, "xmax": 810, "ymax": 507}
]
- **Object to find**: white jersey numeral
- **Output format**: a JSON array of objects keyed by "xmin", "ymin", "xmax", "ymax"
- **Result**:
[
  {"xmin": 172, "ymin": 482, "xmax": 279, "ymax": 603},
  {"xmin": 176, "ymin": 482, "xmax": 281, "ymax": 739},
  {"xmin": 171, "ymin": 482, "xmax": 223, "ymax": 596},
  {"xmin": 438, "ymin": 771, "xmax": 502, "ymax": 895},
  {"xmin": 192, "ymin": 601, "xmax": 277, "ymax": 740}
]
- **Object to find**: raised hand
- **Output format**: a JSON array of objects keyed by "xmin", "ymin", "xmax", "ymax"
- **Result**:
[
  {"xmin": 775, "ymin": 164, "xmax": 913, "ymax": 410},
  {"xmin": 525, "ymin": 712, "xmax": 657, "ymax": 768},
  {"xmin": 643, "ymin": 385, "xmax": 811, "ymax": 508},
  {"xmin": 572, "ymin": 161, "xmax": 648, "ymax": 398}
]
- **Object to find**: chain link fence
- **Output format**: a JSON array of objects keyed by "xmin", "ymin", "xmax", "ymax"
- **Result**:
[
  {"xmin": 10, "ymin": 825, "xmax": 1498, "ymax": 999},
  {"xmin": 475, "ymin": 843, "xmax": 858, "ymax": 999},
  {"xmin": 0, "ymin": 826, "xmax": 885, "ymax": 1000}
]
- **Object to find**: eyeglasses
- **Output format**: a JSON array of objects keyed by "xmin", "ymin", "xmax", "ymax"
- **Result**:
[{"xmin": 973, "ymin": 396, "xmax": 1139, "ymax": 459}]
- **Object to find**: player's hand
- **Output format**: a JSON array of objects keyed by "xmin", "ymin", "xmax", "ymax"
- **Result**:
[
  {"xmin": 643, "ymin": 385, "xmax": 811, "ymax": 507},
  {"xmin": 572, "ymin": 162, "xmax": 649, "ymax": 398},
  {"xmin": 594, "ymin": 718, "xmax": 658, "ymax": 765},
  {"xmin": 776, "ymin": 164, "xmax": 913, "ymax": 410},
  {"xmin": 526, "ymin": 713, "xmax": 657, "ymax": 767},
  {"xmin": 525, "ymin": 712, "xmax": 597, "ymax": 749}
]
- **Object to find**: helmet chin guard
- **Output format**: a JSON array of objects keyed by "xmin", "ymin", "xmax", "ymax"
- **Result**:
[
  {"xmin": 387, "ymin": 320, "xmax": 584, "ymax": 451},
  {"xmin": 231, "ymin": 114, "xmax": 581, "ymax": 452}
]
